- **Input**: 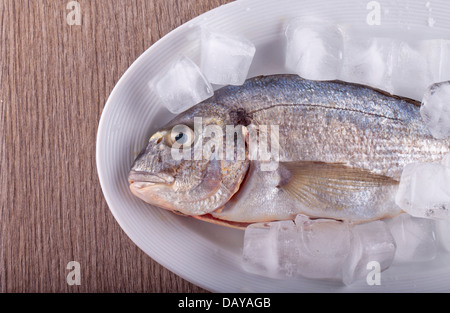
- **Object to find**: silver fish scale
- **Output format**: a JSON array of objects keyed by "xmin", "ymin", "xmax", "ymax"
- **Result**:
[{"xmin": 209, "ymin": 75, "xmax": 450, "ymax": 179}]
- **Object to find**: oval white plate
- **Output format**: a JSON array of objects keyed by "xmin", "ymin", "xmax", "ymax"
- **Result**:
[{"xmin": 97, "ymin": 0, "xmax": 450, "ymax": 292}]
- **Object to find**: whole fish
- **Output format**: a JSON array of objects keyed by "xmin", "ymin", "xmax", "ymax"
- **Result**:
[{"xmin": 128, "ymin": 75, "xmax": 450, "ymax": 228}]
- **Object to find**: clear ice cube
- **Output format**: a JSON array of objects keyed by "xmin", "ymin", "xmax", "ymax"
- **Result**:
[
  {"xmin": 420, "ymin": 81, "xmax": 450, "ymax": 139},
  {"xmin": 391, "ymin": 40, "xmax": 441, "ymax": 100},
  {"xmin": 439, "ymin": 40, "xmax": 450, "ymax": 82},
  {"xmin": 386, "ymin": 213, "xmax": 437, "ymax": 263},
  {"xmin": 242, "ymin": 215, "xmax": 396, "ymax": 285},
  {"xmin": 444, "ymin": 153, "xmax": 450, "ymax": 168},
  {"xmin": 285, "ymin": 19, "xmax": 343, "ymax": 81},
  {"xmin": 343, "ymin": 220, "xmax": 396, "ymax": 285},
  {"xmin": 242, "ymin": 220, "xmax": 297, "ymax": 279},
  {"xmin": 435, "ymin": 219, "xmax": 450, "ymax": 252},
  {"xmin": 395, "ymin": 163, "xmax": 450, "ymax": 220},
  {"xmin": 200, "ymin": 29, "xmax": 255, "ymax": 86},
  {"xmin": 150, "ymin": 55, "xmax": 214, "ymax": 114},
  {"xmin": 294, "ymin": 215, "xmax": 352, "ymax": 281},
  {"xmin": 340, "ymin": 37, "xmax": 397, "ymax": 94}
]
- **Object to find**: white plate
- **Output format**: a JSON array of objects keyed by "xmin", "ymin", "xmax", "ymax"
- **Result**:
[{"xmin": 97, "ymin": 0, "xmax": 450, "ymax": 292}]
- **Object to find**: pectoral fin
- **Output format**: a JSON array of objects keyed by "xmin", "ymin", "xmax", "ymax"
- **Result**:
[{"xmin": 279, "ymin": 162, "xmax": 398, "ymax": 211}]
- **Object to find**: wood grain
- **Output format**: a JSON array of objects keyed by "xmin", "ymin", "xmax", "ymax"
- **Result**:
[{"xmin": 0, "ymin": 0, "xmax": 233, "ymax": 293}]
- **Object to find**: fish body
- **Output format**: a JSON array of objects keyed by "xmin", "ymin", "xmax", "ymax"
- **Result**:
[{"xmin": 128, "ymin": 75, "xmax": 450, "ymax": 227}]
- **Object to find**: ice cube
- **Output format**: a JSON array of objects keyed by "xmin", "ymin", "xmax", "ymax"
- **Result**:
[
  {"xmin": 285, "ymin": 19, "xmax": 343, "ymax": 81},
  {"xmin": 443, "ymin": 153, "xmax": 450, "ymax": 168},
  {"xmin": 343, "ymin": 220, "xmax": 396, "ymax": 285},
  {"xmin": 386, "ymin": 213, "xmax": 437, "ymax": 263},
  {"xmin": 420, "ymin": 81, "xmax": 450, "ymax": 139},
  {"xmin": 150, "ymin": 55, "xmax": 213, "ymax": 114},
  {"xmin": 200, "ymin": 29, "xmax": 255, "ymax": 86},
  {"xmin": 294, "ymin": 215, "xmax": 352, "ymax": 281},
  {"xmin": 395, "ymin": 162, "xmax": 450, "ymax": 220},
  {"xmin": 391, "ymin": 40, "xmax": 441, "ymax": 100},
  {"xmin": 242, "ymin": 220, "xmax": 297, "ymax": 279},
  {"xmin": 435, "ymin": 219, "xmax": 450, "ymax": 252},
  {"xmin": 340, "ymin": 37, "xmax": 397, "ymax": 94},
  {"xmin": 439, "ymin": 40, "xmax": 450, "ymax": 82},
  {"xmin": 242, "ymin": 215, "xmax": 396, "ymax": 285}
]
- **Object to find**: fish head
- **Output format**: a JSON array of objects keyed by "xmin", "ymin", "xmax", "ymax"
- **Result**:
[{"xmin": 128, "ymin": 103, "xmax": 250, "ymax": 216}]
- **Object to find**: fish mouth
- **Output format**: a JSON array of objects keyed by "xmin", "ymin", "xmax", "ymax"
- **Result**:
[
  {"xmin": 128, "ymin": 170, "xmax": 174, "ymax": 186},
  {"xmin": 128, "ymin": 170, "xmax": 177, "ymax": 212}
]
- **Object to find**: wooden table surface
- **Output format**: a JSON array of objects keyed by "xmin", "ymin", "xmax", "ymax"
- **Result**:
[{"xmin": 0, "ymin": 0, "xmax": 234, "ymax": 293}]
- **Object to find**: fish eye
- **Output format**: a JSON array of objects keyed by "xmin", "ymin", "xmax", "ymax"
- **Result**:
[
  {"xmin": 167, "ymin": 124, "xmax": 194, "ymax": 148},
  {"xmin": 175, "ymin": 132, "xmax": 187, "ymax": 144}
]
